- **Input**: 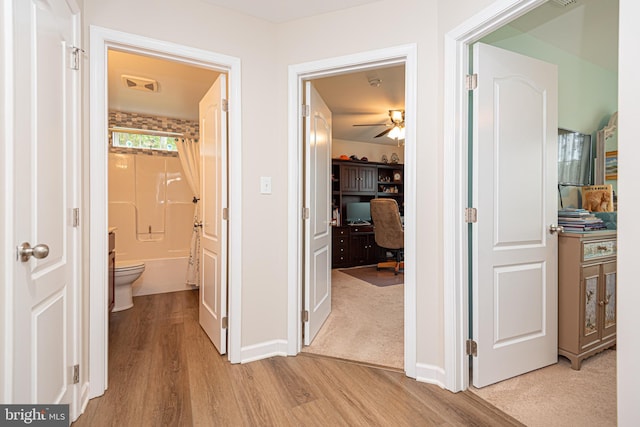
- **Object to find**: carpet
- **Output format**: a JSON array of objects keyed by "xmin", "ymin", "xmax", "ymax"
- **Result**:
[
  {"xmin": 471, "ymin": 349, "xmax": 616, "ymax": 427},
  {"xmin": 340, "ymin": 266, "xmax": 403, "ymax": 287},
  {"xmin": 301, "ymin": 269, "xmax": 404, "ymax": 369}
]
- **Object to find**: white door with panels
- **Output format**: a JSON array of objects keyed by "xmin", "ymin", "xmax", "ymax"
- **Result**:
[
  {"xmin": 6, "ymin": 0, "xmax": 81, "ymax": 417},
  {"xmin": 472, "ymin": 43, "xmax": 558, "ymax": 388},
  {"xmin": 198, "ymin": 75, "xmax": 229, "ymax": 354},
  {"xmin": 303, "ymin": 82, "xmax": 333, "ymax": 345}
]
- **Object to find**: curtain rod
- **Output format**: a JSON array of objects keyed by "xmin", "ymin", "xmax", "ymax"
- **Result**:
[{"xmin": 109, "ymin": 126, "xmax": 185, "ymax": 137}]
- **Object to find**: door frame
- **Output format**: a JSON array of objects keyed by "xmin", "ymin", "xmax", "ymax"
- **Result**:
[
  {"xmin": 88, "ymin": 26, "xmax": 243, "ymax": 399},
  {"xmin": 287, "ymin": 44, "xmax": 418, "ymax": 377},
  {"xmin": 443, "ymin": 0, "xmax": 549, "ymax": 392}
]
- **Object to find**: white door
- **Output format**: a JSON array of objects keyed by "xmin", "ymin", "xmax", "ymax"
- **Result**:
[
  {"xmin": 199, "ymin": 75, "xmax": 228, "ymax": 354},
  {"xmin": 6, "ymin": 0, "xmax": 81, "ymax": 415},
  {"xmin": 472, "ymin": 43, "xmax": 558, "ymax": 388},
  {"xmin": 304, "ymin": 82, "xmax": 332, "ymax": 345}
]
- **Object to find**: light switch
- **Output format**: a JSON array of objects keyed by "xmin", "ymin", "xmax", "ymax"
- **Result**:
[{"xmin": 260, "ymin": 176, "xmax": 272, "ymax": 194}]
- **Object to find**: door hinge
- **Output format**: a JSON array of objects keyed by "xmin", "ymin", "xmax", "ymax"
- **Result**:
[
  {"xmin": 222, "ymin": 99, "xmax": 229, "ymax": 112},
  {"xmin": 222, "ymin": 208, "xmax": 229, "ymax": 220},
  {"xmin": 302, "ymin": 104, "xmax": 310, "ymax": 118},
  {"xmin": 302, "ymin": 310, "xmax": 309, "ymax": 322},
  {"xmin": 70, "ymin": 46, "xmax": 84, "ymax": 71},
  {"xmin": 72, "ymin": 364, "xmax": 79, "ymax": 384},
  {"xmin": 221, "ymin": 317, "xmax": 228, "ymax": 329},
  {"xmin": 466, "ymin": 339, "xmax": 478, "ymax": 357},
  {"xmin": 465, "ymin": 207, "xmax": 477, "ymax": 223},
  {"xmin": 302, "ymin": 207, "xmax": 310, "ymax": 220},
  {"xmin": 466, "ymin": 73, "xmax": 478, "ymax": 90},
  {"xmin": 72, "ymin": 208, "xmax": 80, "ymax": 227}
]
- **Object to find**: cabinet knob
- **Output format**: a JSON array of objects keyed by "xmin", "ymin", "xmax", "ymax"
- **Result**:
[{"xmin": 599, "ymin": 301, "xmax": 605, "ymax": 306}]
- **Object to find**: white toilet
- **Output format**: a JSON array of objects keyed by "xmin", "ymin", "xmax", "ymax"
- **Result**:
[{"xmin": 113, "ymin": 260, "xmax": 145, "ymax": 312}]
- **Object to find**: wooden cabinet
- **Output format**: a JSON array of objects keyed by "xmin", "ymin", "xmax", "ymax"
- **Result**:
[
  {"xmin": 331, "ymin": 226, "xmax": 385, "ymax": 268},
  {"xmin": 340, "ymin": 164, "xmax": 376, "ymax": 193},
  {"xmin": 332, "ymin": 226, "xmax": 350, "ymax": 268},
  {"xmin": 558, "ymin": 231, "xmax": 617, "ymax": 369}
]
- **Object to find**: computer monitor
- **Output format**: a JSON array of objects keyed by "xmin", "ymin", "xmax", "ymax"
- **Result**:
[{"xmin": 346, "ymin": 202, "xmax": 371, "ymax": 225}]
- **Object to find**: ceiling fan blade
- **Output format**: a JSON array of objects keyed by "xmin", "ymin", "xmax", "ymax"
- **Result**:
[
  {"xmin": 374, "ymin": 128, "xmax": 393, "ymax": 138},
  {"xmin": 352, "ymin": 123, "xmax": 390, "ymax": 127}
]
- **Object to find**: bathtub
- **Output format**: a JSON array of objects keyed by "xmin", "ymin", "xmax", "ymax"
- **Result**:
[{"xmin": 130, "ymin": 257, "xmax": 196, "ymax": 296}]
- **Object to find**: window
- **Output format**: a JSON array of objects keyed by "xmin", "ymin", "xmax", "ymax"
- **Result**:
[{"xmin": 111, "ymin": 131, "xmax": 178, "ymax": 152}]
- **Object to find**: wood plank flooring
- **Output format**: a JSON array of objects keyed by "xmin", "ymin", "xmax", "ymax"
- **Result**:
[{"xmin": 73, "ymin": 290, "xmax": 523, "ymax": 426}]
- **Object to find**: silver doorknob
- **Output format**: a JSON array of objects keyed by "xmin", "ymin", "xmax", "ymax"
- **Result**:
[
  {"xmin": 17, "ymin": 242, "xmax": 50, "ymax": 262},
  {"xmin": 549, "ymin": 224, "xmax": 564, "ymax": 234}
]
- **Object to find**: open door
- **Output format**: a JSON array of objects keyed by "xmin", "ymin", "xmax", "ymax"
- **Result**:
[
  {"xmin": 199, "ymin": 75, "xmax": 228, "ymax": 354},
  {"xmin": 472, "ymin": 43, "xmax": 558, "ymax": 387},
  {"xmin": 303, "ymin": 82, "xmax": 332, "ymax": 345},
  {"xmin": 8, "ymin": 0, "xmax": 81, "ymax": 414}
]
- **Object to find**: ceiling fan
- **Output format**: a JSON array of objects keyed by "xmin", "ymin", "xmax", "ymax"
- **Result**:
[{"xmin": 353, "ymin": 110, "xmax": 405, "ymax": 139}]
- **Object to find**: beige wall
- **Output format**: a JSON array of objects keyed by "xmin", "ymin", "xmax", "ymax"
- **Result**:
[
  {"xmin": 81, "ymin": 1, "xmax": 640, "ymax": 416},
  {"xmin": 82, "ymin": 0, "xmax": 287, "ymax": 347},
  {"xmin": 332, "ymin": 139, "xmax": 405, "ymax": 165},
  {"xmin": 278, "ymin": 0, "xmax": 442, "ymax": 368}
]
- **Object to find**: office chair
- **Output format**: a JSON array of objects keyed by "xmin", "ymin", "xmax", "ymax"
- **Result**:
[{"xmin": 370, "ymin": 198, "xmax": 404, "ymax": 275}]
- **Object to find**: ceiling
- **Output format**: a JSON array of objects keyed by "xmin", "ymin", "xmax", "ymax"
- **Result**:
[
  {"xmin": 108, "ymin": 50, "xmax": 220, "ymax": 121},
  {"xmin": 107, "ymin": 0, "xmax": 618, "ymax": 143},
  {"xmin": 198, "ymin": 0, "xmax": 384, "ymax": 23}
]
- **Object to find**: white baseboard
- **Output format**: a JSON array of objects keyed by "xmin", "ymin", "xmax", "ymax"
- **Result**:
[
  {"xmin": 415, "ymin": 363, "xmax": 446, "ymax": 389},
  {"xmin": 240, "ymin": 339, "xmax": 288, "ymax": 363}
]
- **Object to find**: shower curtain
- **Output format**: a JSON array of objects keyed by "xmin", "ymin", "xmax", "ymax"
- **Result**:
[{"xmin": 176, "ymin": 138, "xmax": 201, "ymax": 287}]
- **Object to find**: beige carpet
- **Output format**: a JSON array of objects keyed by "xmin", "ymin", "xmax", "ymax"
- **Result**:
[
  {"xmin": 301, "ymin": 269, "xmax": 404, "ymax": 369},
  {"xmin": 471, "ymin": 349, "xmax": 617, "ymax": 427}
]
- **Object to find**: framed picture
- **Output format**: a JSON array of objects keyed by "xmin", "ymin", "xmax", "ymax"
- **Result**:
[{"xmin": 605, "ymin": 150, "xmax": 618, "ymax": 180}]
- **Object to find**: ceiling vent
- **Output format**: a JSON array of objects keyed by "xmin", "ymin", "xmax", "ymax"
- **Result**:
[
  {"xmin": 551, "ymin": 0, "xmax": 577, "ymax": 6},
  {"xmin": 121, "ymin": 75, "xmax": 158, "ymax": 92}
]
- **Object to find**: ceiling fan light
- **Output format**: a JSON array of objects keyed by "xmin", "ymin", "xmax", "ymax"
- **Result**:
[
  {"xmin": 389, "ymin": 110, "xmax": 404, "ymax": 123},
  {"xmin": 387, "ymin": 126, "xmax": 401, "ymax": 140}
]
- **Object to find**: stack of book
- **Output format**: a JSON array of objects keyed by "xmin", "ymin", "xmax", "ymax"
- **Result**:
[{"xmin": 558, "ymin": 208, "xmax": 607, "ymax": 232}]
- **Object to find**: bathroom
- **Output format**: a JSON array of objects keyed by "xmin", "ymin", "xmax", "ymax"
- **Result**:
[{"xmin": 108, "ymin": 49, "xmax": 220, "ymax": 310}]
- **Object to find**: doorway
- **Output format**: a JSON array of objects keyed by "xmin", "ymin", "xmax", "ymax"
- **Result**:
[
  {"xmin": 286, "ymin": 44, "xmax": 418, "ymax": 377},
  {"xmin": 443, "ymin": 0, "xmax": 618, "ymax": 411},
  {"xmin": 88, "ymin": 27, "xmax": 243, "ymax": 399},
  {"xmin": 300, "ymin": 67, "xmax": 406, "ymax": 369}
]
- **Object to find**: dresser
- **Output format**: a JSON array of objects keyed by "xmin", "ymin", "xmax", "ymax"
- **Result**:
[{"xmin": 558, "ymin": 231, "xmax": 616, "ymax": 369}]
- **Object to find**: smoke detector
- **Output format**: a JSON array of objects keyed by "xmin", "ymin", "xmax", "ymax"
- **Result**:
[
  {"xmin": 551, "ymin": 0, "xmax": 577, "ymax": 6},
  {"xmin": 121, "ymin": 75, "xmax": 158, "ymax": 92}
]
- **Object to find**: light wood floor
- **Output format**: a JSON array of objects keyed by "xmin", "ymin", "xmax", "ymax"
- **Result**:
[{"xmin": 73, "ymin": 290, "xmax": 523, "ymax": 427}]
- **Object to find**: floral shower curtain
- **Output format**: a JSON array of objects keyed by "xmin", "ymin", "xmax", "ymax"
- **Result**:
[{"xmin": 176, "ymin": 138, "xmax": 201, "ymax": 287}]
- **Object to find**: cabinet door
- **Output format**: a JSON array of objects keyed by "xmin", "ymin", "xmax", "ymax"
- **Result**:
[
  {"xmin": 359, "ymin": 166, "xmax": 377, "ymax": 193},
  {"xmin": 601, "ymin": 260, "xmax": 617, "ymax": 340},
  {"xmin": 341, "ymin": 165, "xmax": 360, "ymax": 192},
  {"xmin": 580, "ymin": 264, "xmax": 601, "ymax": 351},
  {"xmin": 350, "ymin": 233, "xmax": 370, "ymax": 265}
]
